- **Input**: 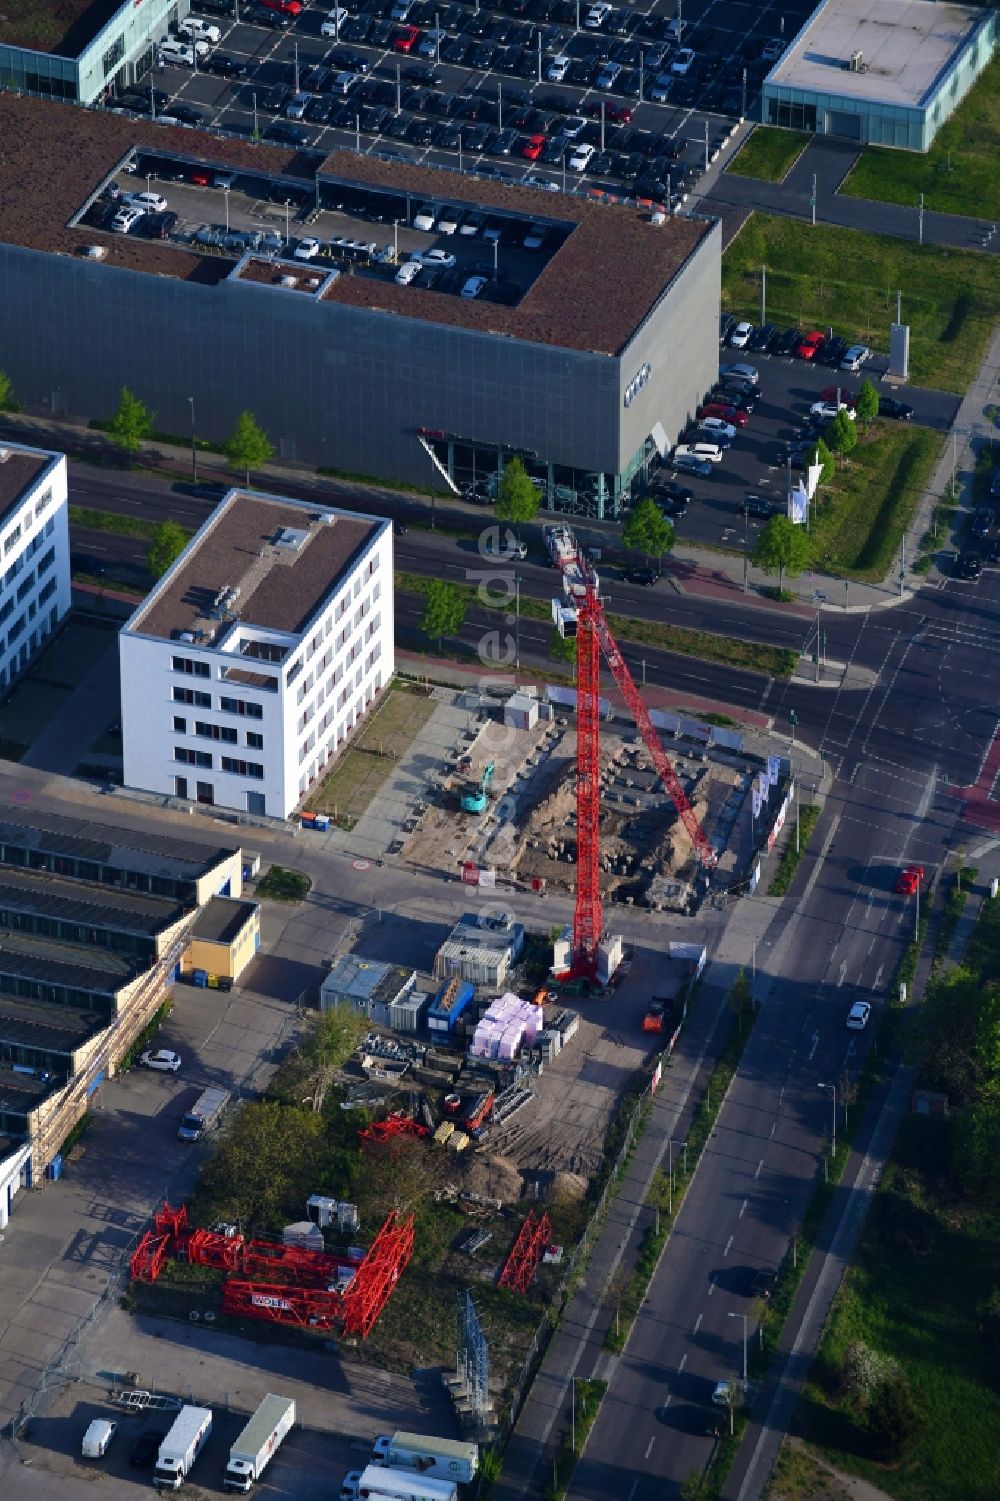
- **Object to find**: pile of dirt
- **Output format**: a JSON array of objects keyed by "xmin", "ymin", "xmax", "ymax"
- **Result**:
[
  {"xmin": 551, "ymin": 1170, "xmax": 588, "ymax": 1202},
  {"xmin": 452, "ymin": 1150, "xmax": 524, "ymax": 1205}
]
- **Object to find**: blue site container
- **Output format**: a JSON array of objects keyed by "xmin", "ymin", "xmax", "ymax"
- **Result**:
[
  {"xmin": 45, "ymin": 1154, "xmax": 63, "ymax": 1182},
  {"xmin": 428, "ymin": 978, "xmax": 475, "ymax": 1034}
]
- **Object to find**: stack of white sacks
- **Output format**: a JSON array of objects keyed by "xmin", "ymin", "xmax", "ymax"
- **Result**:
[{"xmin": 470, "ymin": 992, "xmax": 543, "ymax": 1060}]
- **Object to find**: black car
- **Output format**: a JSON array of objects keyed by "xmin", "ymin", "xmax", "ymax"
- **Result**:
[
  {"xmin": 878, "ymin": 396, "xmax": 913, "ymax": 420},
  {"xmin": 204, "ymin": 54, "xmax": 246, "ymax": 78},
  {"xmin": 129, "ymin": 1430, "xmax": 166, "ymax": 1468},
  {"xmin": 985, "ymin": 536, "xmax": 1000, "ymax": 565},
  {"xmin": 405, "ymin": 63, "xmax": 442, "ymax": 85},
  {"xmin": 261, "ymin": 83, "xmax": 290, "ymax": 112},
  {"xmin": 750, "ymin": 1267, "xmax": 778, "ymax": 1300},
  {"xmin": 774, "ymin": 326, "xmax": 801, "ymax": 356},
  {"xmin": 742, "ymin": 496, "xmax": 777, "ymax": 519},
  {"xmin": 622, "ymin": 567, "xmax": 660, "ymax": 586},
  {"xmin": 193, "ymin": 0, "xmax": 233, "ymax": 13},
  {"xmin": 141, "ymin": 210, "xmax": 180, "ymax": 239},
  {"xmin": 991, "ymin": 467, "xmax": 1000, "ymax": 503},
  {"xmin": 653, "ymin": 479, "xmax": 693, "ymax": 506},
  {"xmin": 247, "ymin": 3, "xmax": 293, "ymax": 25},
  {"xmin": 969, "ymin": 506, "xmax": 993, "ymax": 538},
  {"xmin": 749, "ymin": 323, "xmax": 779, "ymax": 353},
  {"xmin": 263, "ymin": 120, "xmax": 311, "ymax": 145},
  {"xmin": 954, "ymin": 552, "xmax": 983, "ymax": 580},
  {"xmin": 818, "ymin": 335, "xmax": 849, "ymax": 367},
  {"xmin": 167, "ymin": 101, "xmax": 205, "ymax": 125}
]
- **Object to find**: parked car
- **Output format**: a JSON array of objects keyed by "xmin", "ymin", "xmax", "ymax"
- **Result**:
[
  {"xmin": 461, "ymin": 274, "xmax": 489, "ymax": 298},
  {"xmin": 546, "ymin": 54, "xmax": 571, "ymax": 81},
  {"xmin": 795, "ymin": 330, "xmax": 825, "ymax": 360},
  {"xmin": 810, "ymin": 400, "xmax": 856, "ymax": 422},
  {"xmin": 395, "ymin": 260, "xmax": 422, "ymax": 285},
  {"xmin": 671, "ymin": 46, "xmax": 696, "ymax": 75},
  {"xmin": 673, "ymin": 441, "xmax": 723, "ymax": 465},
  {"xmin": 742, "ymin": 496, "xmax": 777, "ymax": 519},
  {"xmin": 699, "ymin": 401, "xmax": 748, "ymax": 427},
  {"xmin": 719, "ymin": 362, "xmax": 759, "ymax": 385},
  {"xmin": 294, "ymin": 236, "xmax": 323, "ymax": 260},
  {"xmin": 846, "ymin": 1000, "xmax": 871, "ymax": 1031},
  {"xmin": 622, "ymin": 567, "xmax": 659, "ymax": 586},
  {"xmin": 695, "ymin": 416, "xmax": 736, "ymax": 440},
  {"xmin": 652, "ymin": 479, "xmax": 693, "ymax": 506},
  {"xmin": 177, "ymin": 16, "xmax": 221, "ymax": 43},
  {"xmin": 129, "ymin": 1431, "xmax": 166, "ymax": 1469},
  {"xmin": 127, "ymin": 190, "xmax": 168, "ymax": 213},
  {"xmin": 749, "ymin": 323, "xmax": 778, "ymax": 352},
  {"xmin": 409, "ymin": 248, "xmax": 457, "ymax": 269},
  {"xmin": 719, "ymin": 312, "xmax": 736, "ymax": 347},
  {"xmin": 205, "ymin": 53, "xmax": 247, "ymax": 78},
  {"xmin": 568, "ymin": 142, "xmax": 596, "ymax": 172},
  {"xmin": 841, "ymin": 343, "xmax": 871, "ymax": 371},
  {"xmin": 750, "ymin": 1267, "xmax": 778, "ymax": 1300},
  {"xmin": 878, "ymin": 396, "xmax": 913, "ymax": 420},
  {"xmin": 954, "ymin": 552, "xmax": 983, "ymax": 580},
  {"xmin": 969, "ymin": 506, "xmax": 993, "ymax": 538},
  {"xmin": 728, "ymin": 320, "xmax": 753, "ymax": 349},
  {"xmin": 774, "ymin": 327, "xmax": 801, "ymax": 356},
  {"xmin": 139, "ymin": 1049, "xmax": 182, "ymax": 1072},
  {"xmin": 112, "ymin": 205, "xmax": 145, "ymax": 233},
  {"xmin": 670, "ymin": 453, "xmax": 712, "ymax": 477}
]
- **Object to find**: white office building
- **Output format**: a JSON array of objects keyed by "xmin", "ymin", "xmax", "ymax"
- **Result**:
[
  {"xmin": 119, "ymin": 489, "xmax": 394, "ymax": 819},
  {"xmin": 0, "ymin": 443, "xmax": 70, "ymax": 693}
]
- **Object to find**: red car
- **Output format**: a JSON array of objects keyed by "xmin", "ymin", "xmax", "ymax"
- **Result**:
[
  {"xmin": 820, "ymin": 385, "xmax": 856, "ymax": 408},
  {"xmin": 796, "ymin": 330, "xmax": 824, "ymax": 360},
  {"xmin": 522, "ymin": 133, "xmax": 546, "ymax": 160},
  {"xmin": 894, "ymin": 864, "xmax": 925, "ymax": 895},
  {"xmin": 393, "ymin": 24, "xmax": 421, "ymax": 50},
  {"xmin": 698, "ymin": 401, "xmax": 749, "ymax": 427},
  {"xmin": 605, "ymin": 102, "xmax": 633, "ymax": 123},
  {"xmin": 189, "ymin": 168, "xmax": 211, "ymax": 186},
  {"xmin": 260, "ymin": 0, "xmax": 302, "ymax": 12}
]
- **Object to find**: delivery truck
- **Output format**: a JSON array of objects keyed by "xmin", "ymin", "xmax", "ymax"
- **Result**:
[
  {"xmin": 356, "ymin": 1463, "xmax": 458, "ymax": 1501},
  {"xmin": 153, "ymin": 1405, "xmax": 212, "ymax": 1489},
  {"xmin": 371, "ymin": 1433, "xmax": 478, "ymax": 1484},
  {"xmin": 223, "ymin": 1394, "xmax": 295, "ymax": 1492},
  {"xmin": 177, "ymin": 1086, "xmax": 231, "ymax": 1142}
]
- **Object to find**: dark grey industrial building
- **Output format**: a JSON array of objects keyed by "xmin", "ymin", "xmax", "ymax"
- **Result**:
[{"xmin": 0, "ymin": 95, "xmax": 721, "ymax": 519}]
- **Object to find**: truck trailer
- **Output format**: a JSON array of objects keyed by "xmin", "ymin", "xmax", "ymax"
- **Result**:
[
  {"xmin": 372, "ymin": 1432, "xmax": 478, "ymax": 1483},
  {"xmin": 223, "ymin": 1394, "xmax": 296, "ymax": 1492},
  {"xmin": 153, "ymin": 1405, "xmax": 212, "ymax": 1490},
  {"xmin": 177, "ymin": 1086, "xmax": 231, "ymax": 1142},
  {"xmin": 357, "ymin": 1462, "xmax": 458, "ymax": 1501}
]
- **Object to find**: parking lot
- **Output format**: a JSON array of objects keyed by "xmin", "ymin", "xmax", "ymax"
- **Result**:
[
  {"xmin": 106, "ymin": 0, "xmax": 818, "ymax": 207},
  {"xmin": 643, "ymin": 339, "xmax": 961, "ymax": 553}
]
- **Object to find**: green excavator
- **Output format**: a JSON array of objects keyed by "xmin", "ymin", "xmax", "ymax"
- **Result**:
[{"xmin": 460, "ymin": 761, "xmax": 495, "ymax": 815}]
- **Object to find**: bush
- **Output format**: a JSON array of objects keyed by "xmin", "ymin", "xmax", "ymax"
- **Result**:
[{"xmin": 867, "ymin": 1371, "xmax": 925, "ymax": 1461}]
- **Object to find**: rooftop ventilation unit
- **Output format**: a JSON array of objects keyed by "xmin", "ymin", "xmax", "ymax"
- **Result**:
[{"xmin": 847, "ymin": 49, "xmax": 867, "ymax": 71}]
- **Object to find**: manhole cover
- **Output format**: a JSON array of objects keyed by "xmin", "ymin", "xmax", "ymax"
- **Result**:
[{"xmin": 352, "ymin": 859, "xmax": 371, "ymax": 870}]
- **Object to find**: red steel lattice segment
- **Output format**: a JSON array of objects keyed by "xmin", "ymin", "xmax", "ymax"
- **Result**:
[
  {"xmin": 129, "ymin": 1229, "xmax": 171, "ymax": 1283},
  {"xmin": 498, "ymin": 1210, "xmax": 552, "ymax": 1294},
  {"xmin": 341, "ymin": 1210, "xmax": 415, "ymax": 1338},
  {"xmin": 574, "ymin": 601, "xmax": 603, "ymax": 975},
  {"xmin": 358, "ymin": 1111, "xmax": 430, "ymax": 1149}
]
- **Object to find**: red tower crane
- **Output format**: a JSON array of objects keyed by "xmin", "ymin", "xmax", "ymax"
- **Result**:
[{"xmin": 546, "ymin": 524, "xmax": 717, "ymax": 979}]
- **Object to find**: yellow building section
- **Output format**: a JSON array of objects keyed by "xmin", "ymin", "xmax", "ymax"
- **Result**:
[{"xmin": 181, "ymin": 897, "xmax": 260, "ymax": 986}]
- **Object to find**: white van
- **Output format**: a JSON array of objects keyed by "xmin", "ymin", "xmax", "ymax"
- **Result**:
[{"xmin": 82, "ymin": 1419, "xmax": 117, "ymax": 1458}]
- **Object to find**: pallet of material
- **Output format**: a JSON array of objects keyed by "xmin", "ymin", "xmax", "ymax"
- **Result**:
[
  {"xmin": 450, "ymin": 1130, "xmax": 470, "ymax": 1152},
  {"xmin": 435, "ymin": 1120, "xmax": 456, "ymax": 1145}
]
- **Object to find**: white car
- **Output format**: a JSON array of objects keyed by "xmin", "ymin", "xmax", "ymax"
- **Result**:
[
  {"xmin": 810, "ymin": 400, "xmax": 856, "ymax": 421},
  {"xmin": 127, "ymin": 190, "xmax": 168, "ymax": 213},
  {"xmin": 438, "ymin": 208, "xmax": 461, "ymax": 235},
  {"xmin": 846, "ymin": 1000, "xmax": 871, "ymax": 1030},
  {"xmin": 671, "ymin": 47, "xmax": 697, "ymax": 75},
  {"xmin": 294, "ymin": 236, "xmax": 323, "ymax": 260},
  {"xmin": 546, "ymin": 54, "xmax": 571, "ymax": 81},
  {"xmin": 139, "ymin": 1049, "xmax": 182, "ymax": 1073},
  {"xmin": 560, "ymin": 115, "xmax": 588, "ymax": 139},
  {"xmin": 395, "ymin": 261, "xmax": 422, "ymax": 285},
  {"xmin": 412, "ymin": 203, "xmax": 437, "ymax": 232},
  {"xmin": 461, "ymin": 275, "xmax": 488, "ymax": 299},
  {"xmin": 569, "ymin": 142, "xmax": 595, "ymax": 172},
  {"xmin": 673, "ymin": 441, "xmax": 723, "ymax": 464},
  {"xmin": 596, "ymin": 61, "xmax": 621, "ymax": 90},
  {"xmin": 696, "ymin": 417, "xmax": 736, "ymax": 440},
  {"xmin": 320, "ymin": 7, "xmax": 351, "ymax": 36},
  {"xmin": 159, "ymin": 37, "xmax": 209, "ymax": 65},
  {"xmin": 177, "ymin": 17, "xmax": 221, "ymax": 44},
  {"xmin": 584, "ymin": 3, "xmax": 612, "ymax": 27},
  {"xmin": 285, "ymin": 92, "xmax": 311, "ymax": 119},
  {"xmin": 712, "ymin": 1379, "xmax": 745, "ymax": 1407},
  {"xmin": 840, "ymin": 343, "xmax": 871, "ymax": 371},
  {"xmin": 729, "ymin": 320, "xmax": 753, "ymax": 348},
  {"xmin": 112, "ymin": 206, "xmax": 144, "ymax": 234},
  {"xmin": 409, "ymin": 248, "xmax": 457, "ymax": 269}
]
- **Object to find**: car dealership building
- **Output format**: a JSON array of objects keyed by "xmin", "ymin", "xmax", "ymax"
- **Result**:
[{"xmin": 0, "ymin": 95, "xmax": 721, "ymax": 520}]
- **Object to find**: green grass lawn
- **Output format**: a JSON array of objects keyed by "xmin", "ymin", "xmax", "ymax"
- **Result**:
[
  {"xmin": 808, "ymin": 423, "xmax": 944, "ymax": 580},
  {"xmin": 722, "ymin": 214, "xmax": 1000, "ymax": 393},
  {"xmin": 840, "ymin": 54, "xmax": 1000, "ymax": 221},
  {"xmin": 728, "ymin": 127, "xmax": 810, "ymax": 182},
  {"xmin": 310, "ymin": 684, "xmax": 437, "ymax": 826}
]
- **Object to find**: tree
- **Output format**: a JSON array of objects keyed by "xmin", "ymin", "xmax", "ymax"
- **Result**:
[
  {"xmin": 867, "ymin": 1371, "xmax": 925, "ymax": 1460},
  {"xmin": 752, "ymin": 515, "xmax": 812, "ymax": 593},
  {"xmin": 0, "ymin": 370, "xmax": 13, "ymax": 412},
  {"xmin": 826, "ymin": 408, "xmax": 858, "ymax": 456},
  {"xmin": 224, "ymin": 409, "xmax": 274, "ymax": 485},
  {"xmin": 197, "ymin": 1099, "xmax": 326, "ymax": 1232},
  {"xmin": 622, "ymin": 497, "xmax": 674, "ymax": 568},
  {"xmin": 549, "ymin": 626, "xmax": 577, "ymax": 665},
  {"xmin": 810, "ymin": 436, "xmax": 835, "ymax": 485},
  {"xmin": 727, "ymin": 968, "xmax": 752, "ymax": 1033},
  {"xmin": 420, "ymin": 578, "xmax": 467, "ymax": 650},
  {"xmin": 856, "ymin": 377, "xmax": 879, "ymax": 426},
  {"xmin": 148, "ymin": 520, "xmax": 189, "ymax": 580},
  {"xmin": 495, "ymin": 456, "xmax": 540, "ymax": 539},
  {"xmin": 108, "ymin": 386, "xmax": 155, "ymax": 455}
]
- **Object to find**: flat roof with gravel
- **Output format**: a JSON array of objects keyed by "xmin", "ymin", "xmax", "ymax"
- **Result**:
[
  {"xmin": 131, "ymin": 490, "xmax": 382, "ymax": 646},
  {"xmin": 768, "ymin": 0, "xmax": 985, "ymax": 106},
  {"xmin": 0, "ymin": 446, "xmax": 53, "ymax": 528}
]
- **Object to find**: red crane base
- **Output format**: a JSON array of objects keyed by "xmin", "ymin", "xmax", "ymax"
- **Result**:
[{"xmin": 498, "ymin": 1210, "xmax": 552, "ymax": 1294}]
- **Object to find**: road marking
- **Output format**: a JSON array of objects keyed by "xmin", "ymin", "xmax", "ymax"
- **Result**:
[
  {"xmin": 679, "ymin": 1353, "xmax": 688, "ymax": 1372},
  {"xmin": 645, "ymin": 1435, "xmax": 656, "ymax": 1459},
  {"xmin": 708, "ymin": 1278, "xmax": 716, "ymax": 1296},
  {"xmin": 837, "ymin": 961, "xmax": 847, "ymax": 988},
  {"xmin": 739, "ymin": 1198, "xmax": 748, "ymax": 1218},
  {"xmin": 769, "ymin": 1121, "xmax": 777, "ymax": 1139},
  {"xmin": 724, "ymin": 1235, "xmax": 733, "ymax": 1257},
  {"xmin": 694, "ymin": 1312, "xmax": 703, "ymax": 1333},
  {"xmin": 755, "ymin": 1158, "xmax": 764, "ymax": 1179},
  {"xmin": 628, "ymin": 1482, "xmax": 640, "ymax": 1501},
  {"xmin": 874, "ymin": 963, "xmax": 884, "ymax": 989},
  {"xmin": 807, "ymin": 1031, "xmax": 819, "ymax": 1060}
]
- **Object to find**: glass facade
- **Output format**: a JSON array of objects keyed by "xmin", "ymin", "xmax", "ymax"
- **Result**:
[{"xmin": 430, "ymin": 434, "xmax": 657, "ymax": 521}]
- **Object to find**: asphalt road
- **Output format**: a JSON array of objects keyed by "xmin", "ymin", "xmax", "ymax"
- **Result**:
[{"xmin": 565, "ymin": 565, "xmax": 1000, "ymax": 1498}]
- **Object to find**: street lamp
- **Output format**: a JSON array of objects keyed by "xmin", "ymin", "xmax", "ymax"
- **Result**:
[
  {"xmin": 818, "ymin": 1081, "xmax": 836, "ymax": 1157},
  {"xmin": 187, "ymin": 396, "xmax": 197, "ymax": 484},
  {"xmin": 514, "ymin": 575, "xmax": 521, "ymax": 671},
  {"xmin": 727, "ymin": 1310, "xmax": 748, "ymax": 1385},
  {"xmin": 223, "ymin": 184, "xmax": 230, "ymax": 234}
]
